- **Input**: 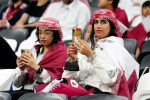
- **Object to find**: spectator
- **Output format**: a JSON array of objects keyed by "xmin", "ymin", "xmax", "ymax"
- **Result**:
[
  {"xmin": 3, "ymin": 17, "xmax": 68, "ymax": 100},
  {"xmin": 126, "ymin": 1, "xmax": 150, "ymax": 58},
  {"xmin": 16, "ymin": 0, "xmax": 91, "ymax": 56},
  {"xmin": 84, "ymin": 0, "xmax": 129, "ymax": 39},
  {"xmin": 41, "ymin": 0, "xmax": 91, "ymax": 41},
  {"xmin": 0, "ymin": 0, "xmax": 29, "ymax": 29},
  {"xmin": 0, "ymin": 0, "xmax": 50, "ymax": 50},
  {"xmin": 0, "ymin": 36, "xmax": 17, "ymax": 69},
  {"xmin": 62, "ymin": 9, "xmax": 139, "ymax": 99}
]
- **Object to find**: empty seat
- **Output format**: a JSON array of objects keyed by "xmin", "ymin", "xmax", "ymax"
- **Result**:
[
  {"xmin": 88, "ymin": 0, "xmax": 99, "ymax": 13},
  {"xmin": 123, "ymin": 38, "xmax": 138, "ymax": 59},
  {"xmin": 0, "ymin": 92, "xmax": 11, "ymax": 100},
  {"xmin": 137, "ymin": 40, "xmax": 150, "ymax": 64},
  {"xmin": 18, "ymin": 93, "xmax": 68, "ymax": 100},
  {"xmin": 123, "ymin": 38, "xmax": 138, "ymax": 54},
  {"xmin": 77, "ymin": 94, "xmax": 129, "ymax": 100},
  {"xmin": 139, "ymin": 54, "xmax": 150, "ymax": 77}
]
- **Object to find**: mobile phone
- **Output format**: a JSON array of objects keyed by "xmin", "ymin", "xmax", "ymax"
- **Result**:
[
  {"xmin": 72, "ymin": 28, "xmax": 82, "ymax": 44},
  {"xmin": 21, "ymin": 49, "xmax": 31, "ymax": 55}
]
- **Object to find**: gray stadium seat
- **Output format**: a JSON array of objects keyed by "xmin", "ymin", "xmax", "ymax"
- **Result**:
[
  {"xmin": 123, "ymin": 38, "xmax": 138, "ymax": 59},
  {"xmin": 0, "ymin": 92, "xmax": 11, "ymax": 100},
  {"xmin": 138, "ymin": 40, "xmax": 150, "ymax": 64},
  {"xmin": 77, "ymin": 94, "xmax": 129, "ymax": 100},
  {"xmin": 18, "ymin": 93, "xmax": 68, "ymax": 100},
  {"xmin": 88, "ymin": 0, "xmax": 99, "ymax": 13}
]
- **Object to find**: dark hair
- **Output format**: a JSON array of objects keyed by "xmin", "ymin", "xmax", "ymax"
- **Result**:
[
  {"xmin": 90, "ymin": 20, "xmax": 117, "ymax": 50},
  {"xmin": 112, "ymin": 0, "xmax": 120, "ymax": 9},
  {"xmin": 142, "ymin": 1, "xmax": 150, "ymax": 8},
  {"xmin": 36, "ymin": 28, "xmax": 61, "ymax": 45},
  {"xmin": 22, "ymin": 0, "xmax": 30, "ymax": 4}
]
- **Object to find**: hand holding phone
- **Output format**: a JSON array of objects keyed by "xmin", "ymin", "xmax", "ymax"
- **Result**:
[{"xmin": 21, "ymin": 49, "xmax": 31, "ymax": 56}]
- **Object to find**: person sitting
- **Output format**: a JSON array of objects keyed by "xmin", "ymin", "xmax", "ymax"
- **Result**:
[
  {"xmin": 0, "ymin": 0, "xmax": 50, "ymax": 50},
  {"xmin": 0, "ymin": 36, "xmax": 17, "ymax": 69},
  {"xmin": 62, "ymin": 9, "xmax": 139, "ymax": 99},
  {"xmin": 3, "ymin": 17, "xmax": 68, "ymax": 100},
  {"xmin": 84, "ymin": 0, "xmax": 129, "ymax": 39},
  {"xmin": 15, "ymin": 0, "xmax": 91, "ymax": 56},
  {"xmin": 0, "ymin": 0, "xmax": 29, "ymax": 29},
  {"xmin": 125, "ymin": 1, "xmax": 150, "ymax": 58}
]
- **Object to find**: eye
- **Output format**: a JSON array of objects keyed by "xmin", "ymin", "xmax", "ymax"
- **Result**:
[
  {"xmin": 101, "ymin": 20, "xmax": 107, "ymax": 24},
  {"xmin": 94, "ymin": 20, "xmax": 98, "ymax": 24},
  {"xmin": 39, "ymin": 31, "xmax": 42, "ymax": 34},
  {"xmin": 45, "ymin": 31, "xmax": 50, "ymax": 34}
]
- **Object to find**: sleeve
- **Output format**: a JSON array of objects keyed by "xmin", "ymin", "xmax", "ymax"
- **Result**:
[
  {"xmin": 62, "ymin": 58, "xmax": 79, "ymax": 79},
  {"xmin": 36, "ymin": 68, "xmax": 52, "ymax": 83},
  {"xmin": 13, "ymin": 67, "xmax": 26, "ymax": 87},
  {"xmin": 77, "ymin": 5, "xmax": 91, "ymax": 38}
]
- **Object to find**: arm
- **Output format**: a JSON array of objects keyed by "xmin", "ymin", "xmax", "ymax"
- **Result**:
[{"xmin": 12, "ymin": 13, "xmax": 29, "ymax": 28}]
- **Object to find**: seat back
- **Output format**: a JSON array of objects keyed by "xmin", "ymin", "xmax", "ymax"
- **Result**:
[
  {"xmin": 138, "ymin": 40, "xmax": 150, "ymax": 64},
  {"xmin": 140, "ymin": 54, "xmax": 150, "ymax": 69},
  {"xmin": 0, "ymin": 92, "xmax": 11, "ymax": 100},
  {"xmin": 123, "ymin": 38, "xmax": 138, "ymax": 55},
  {"xmin": 18, "ymin": 93, "xmax": 68, "ymax": 100},
  {"xmin": 141, "ymin": 40, "xmax": 150, "ymax": 53},
  {"xmin": 77, "ymin": 94, "xmax": 129, "ymax": 100},
  {"xmin": 88, "ymin": 0, "xmax": 99, "ymax": 13}
]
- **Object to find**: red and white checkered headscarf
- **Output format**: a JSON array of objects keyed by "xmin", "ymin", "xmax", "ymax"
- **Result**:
[
  {"xmin": 92, "ymin": 9, "xmax": 122, "ymax": 37},
  {"xmin": 36, "ymin": 17, "xmax": 63, "ymax": 40}
]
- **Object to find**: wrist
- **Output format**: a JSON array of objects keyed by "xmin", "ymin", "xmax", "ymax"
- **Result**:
[
  {"xmin": 36, "ymin": 66, "xmax": 43, "ymax": 74},
  {"xmin": 87, "ymin": 51, "xmax": 94, "ymax": 58}
]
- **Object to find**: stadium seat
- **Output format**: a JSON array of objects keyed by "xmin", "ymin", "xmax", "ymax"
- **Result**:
[
  {"xmin": 77, "ymin": 94, "xmax": 129, "ymax": 100},
  {"xmin": 137, "ymin": 40, "xmax": 150, "ymax": 64},
  {"xmin": 18, "ymin": 93, "xmax": 68, "ymax": 100},
  {"xmin": 0, "ymin": 92, "xmax": 11, "ymax": 100},
  {"xmin": 88, "ymin": 0, "xmax": 99, "ymax": 13},
  {"xmin": 123, "ymin": 38, "xmax": 138, "ymax": 59}
]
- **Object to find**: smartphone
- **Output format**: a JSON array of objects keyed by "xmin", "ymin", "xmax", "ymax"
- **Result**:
[
  {"xmin": 21, "ymin": 49, "xmax": 31, "ymax": 55},
  {"xmin": 72, "ymin": 28, "xmax": 82, "ymax": 44}
]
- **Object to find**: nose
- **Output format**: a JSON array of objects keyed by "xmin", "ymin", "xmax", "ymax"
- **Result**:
[{"xmin": 97, "ymin": 22, "xmax": 102, "ymax": 28}]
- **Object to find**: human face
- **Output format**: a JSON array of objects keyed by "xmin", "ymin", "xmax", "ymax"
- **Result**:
[
  {"xmin": 94, "ymin": 18, "xmax": 111, "ymax": 41},
  {"xmin": 39, "ymin": 28, "xmax": 54, "ymax": 47},
  {"xmin": 98, "ymin": 0, "xmax": 109, "ymax": 8},
  {"xmin": 142, "ymin": 6, "xmax": 150, "ymax": 17},
  {"xmin": 63, "ymin": 0, "xmax": 73, "ymax": 5}
]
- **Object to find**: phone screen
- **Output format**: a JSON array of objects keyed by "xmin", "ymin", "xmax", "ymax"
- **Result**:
[{"xmin": 72, "ymin": 28, "xmax": 82, "ymax": 44}]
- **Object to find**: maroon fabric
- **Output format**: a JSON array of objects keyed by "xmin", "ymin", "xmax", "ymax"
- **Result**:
[
  {"xmin": 89, "ymin": 7, "xmax": 129, "ymax": 28},
  {"xmin": 126, "ymin": 23, "xmax": 147, "ymax": 50},
  {"xmin": 113, "ymin": 7, "xmax": 129, "ymax": 28},
  {"xmin": 27, "ymin": 41, "xmax": 69, "ymax": 82},
  {"xmin": 39, "ymin": 78, "xmax": 94, "ymax": 97}
]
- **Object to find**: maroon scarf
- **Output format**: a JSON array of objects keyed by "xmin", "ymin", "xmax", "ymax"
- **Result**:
[{"xmin": 27, "ymin": 41, "xmax": 68, "ymax": 82}]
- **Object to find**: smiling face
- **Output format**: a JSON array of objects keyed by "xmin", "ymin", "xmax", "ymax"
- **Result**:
[
  {"xmin": 94, "ymin": 18, "xmax": 111, "ymax": 41},
  {"xmin": 38, "ymin": 28, "xmax": 54, "ymax": 47}
]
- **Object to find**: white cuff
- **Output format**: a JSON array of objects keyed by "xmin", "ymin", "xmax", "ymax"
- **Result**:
[{"xmin": 39, "ymin": 69, "xmax": 51, "ymax": 83}]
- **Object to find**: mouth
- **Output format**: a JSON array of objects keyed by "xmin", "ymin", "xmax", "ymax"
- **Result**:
[
  {"xmin": 41, "ymin": 40, "xmax": 46, "ymax": 42},
  {"xmin": 96, "ymin": 30, "xmax": 102, "ymax": 33}
]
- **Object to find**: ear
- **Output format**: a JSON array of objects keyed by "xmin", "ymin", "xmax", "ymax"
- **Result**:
[{"xmin": 108, "ymin": 0, "xmax": 113, "ymax": 4}]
